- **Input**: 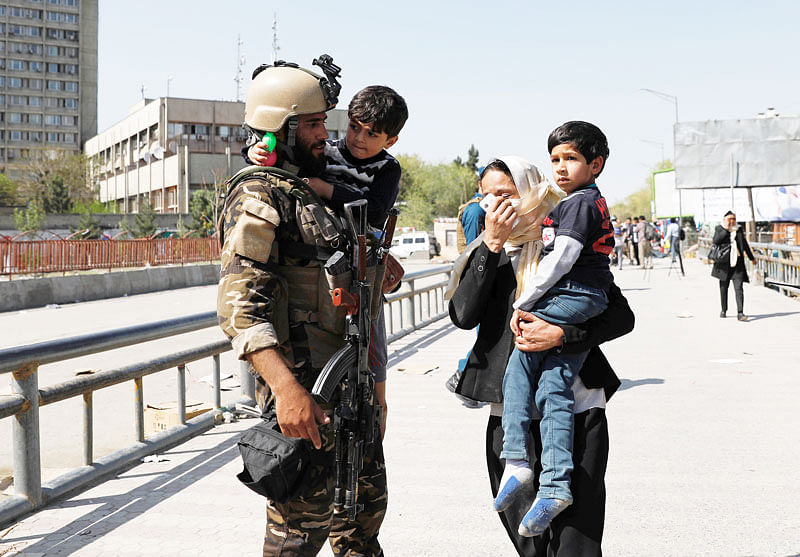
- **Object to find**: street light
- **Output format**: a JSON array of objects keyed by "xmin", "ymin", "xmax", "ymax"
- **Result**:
[
  {"xmin": 640, "ymin": 88, "xmax": 678, "ymax": 123},
  {"xmin": 641, "ymin": 88, "xmax": 682, "ymax": 229}
]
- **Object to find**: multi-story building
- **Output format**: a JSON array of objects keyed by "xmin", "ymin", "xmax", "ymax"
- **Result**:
[
  {"xmin": 0, "ymin": 0, "xmax": 98, "ymax": 177},
  {"xmin": 84, "ymin": 96, "xmax": 348, "ymax": 214}
]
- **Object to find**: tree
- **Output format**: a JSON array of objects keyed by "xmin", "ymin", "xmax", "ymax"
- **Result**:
[
  {"xmin": 609, "ymin": 159, "xmax": 673, "ymax": 220},
  {"xmin": 17, "ymin": 150, "xmax": 97, "ymax": 211},
  {"xmin": 43, "ymin": 175, "xmax": 72, "ymax": 213},
  {"xmin": 395, "ymin": 154, "xmax": 478, "ymax": 230},
  {"xmin": 120, "ymin": 200, "xmax": 157, "ymax": 238},
  {"xmin": 13, "ymin": 203, "xmax": 46, "ymax": 236},
  {"xmin": 0, "ymin": 173, "xmax": 18, "ymax": 206},
  {"xmin": 71, "ymin": 212, "xmax": 103, "ymax": 239},
  {"xmin": 452, "ymin": 145, "xmax": 480, "ymax": 173},
  {"xmin": 187, "ymin": 189, "xmax": 216, "ymax": 236},
  {"xmin": 465, "ymin": 144, "xmax": 480, "ymax": 172}
]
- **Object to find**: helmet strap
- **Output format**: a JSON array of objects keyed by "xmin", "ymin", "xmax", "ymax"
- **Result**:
[{"xmin": 286, "ymin": 117, "xmax": 298, "ymax": 149}]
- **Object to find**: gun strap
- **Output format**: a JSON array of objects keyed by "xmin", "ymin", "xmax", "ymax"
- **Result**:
[{"xmin": 278, "ymin": 240, "xmax": 336, "ymax": 262}]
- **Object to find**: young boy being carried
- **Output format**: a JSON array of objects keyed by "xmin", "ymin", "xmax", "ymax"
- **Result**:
[
  {"xmin": 245, "ymin": 84, "xmax": 408, "ymax": 409},
  {"xmin": 493, "ymin": 121, "xmax": 614, "ymax": 537}
]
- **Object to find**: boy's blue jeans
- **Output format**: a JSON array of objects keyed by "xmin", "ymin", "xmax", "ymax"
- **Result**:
[{"xmin": 501, "ymin": 279, "xmax": 608, "ymax": 502}]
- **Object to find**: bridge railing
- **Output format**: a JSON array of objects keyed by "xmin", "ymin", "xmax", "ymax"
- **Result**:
[
  {"xmin": 0, "ymin": 237, "xmax": 220, "ymax": 277},
  {"xmin": 697, "ymin": 238, "xmax": 800, "ymax": 296},
  {"xmin": 0, "ymin": 263, "xmax": 453, "ymax": 528}
]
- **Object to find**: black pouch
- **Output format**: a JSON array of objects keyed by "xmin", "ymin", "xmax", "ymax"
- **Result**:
[{"xmin": 236, "ymin": 414, "xmax": 310, "ymax": 502}]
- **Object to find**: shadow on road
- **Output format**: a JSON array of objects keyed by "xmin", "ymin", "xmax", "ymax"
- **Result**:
[
  {"xmin": 387, "ymin": 321, "xmax": 454, "ymax": 368},
  {"xmin": 744, "ymin": 311, "xmax": 800, "ymax": 322},
  {"xmin": 4, "ymin": 433, "xmax": 240, "ymax": 555},
  {"xmin": 618, "ymin": 377, "xmax": 665, "ymax": 391}
]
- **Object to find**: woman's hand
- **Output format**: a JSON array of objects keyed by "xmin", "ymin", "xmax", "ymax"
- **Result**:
[
  {"xmin": 513, "ymin": 310, "xmax": 565, "ymax": 352},
  {"xmin": 483, "ymin": 196, "xmax": 517, "ymax": 252}
]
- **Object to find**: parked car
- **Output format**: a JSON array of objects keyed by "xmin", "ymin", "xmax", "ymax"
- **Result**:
[{"xmin": 390, "ymin": 231, "xmax": 430, "ymax": 259}]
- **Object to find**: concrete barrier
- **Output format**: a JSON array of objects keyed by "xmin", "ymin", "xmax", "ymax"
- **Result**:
[{"xmin": 0, "ymin": 264, "xmax": 220, "ymax": 313}]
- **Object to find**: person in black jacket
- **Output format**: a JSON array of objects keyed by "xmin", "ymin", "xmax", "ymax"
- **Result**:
[
  {"xmin": 711, "ymin": 211, "xmax": 756, "ymax": 321},
  {"xmin": 447, "ymin": 159, "xmax": 634, "ymax": 556}
]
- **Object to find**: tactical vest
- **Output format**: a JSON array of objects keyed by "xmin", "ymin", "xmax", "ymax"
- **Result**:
[
  {"xmin": 456, "ymin": 196, "xmax": 482, "ymax": 254},
  {"xmin": 222, "ymin": 165, "xmax": 378, "ymax": 369}
]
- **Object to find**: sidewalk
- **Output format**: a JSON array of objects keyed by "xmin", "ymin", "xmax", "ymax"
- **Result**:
[{"xmin": 2, "ymin": 256, "xmax": 799, "ymax": 556}]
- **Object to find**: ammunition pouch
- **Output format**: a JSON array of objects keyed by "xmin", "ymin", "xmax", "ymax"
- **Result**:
[{"xmin": 236, "ymin": 412, "xmax": 310, "ymax": 502}]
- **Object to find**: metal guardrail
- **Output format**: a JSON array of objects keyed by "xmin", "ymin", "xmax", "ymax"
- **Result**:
[
  {"xmin": 0, "ymin": 237, "xmax": 220, "ymax": 277},
  {"xmin": 697, "ymin": 238, "xmax": 800, "ymax": 296},
  {"xmin": 0, "ymin": 263, "xmax": 453, "ymax": 528}
]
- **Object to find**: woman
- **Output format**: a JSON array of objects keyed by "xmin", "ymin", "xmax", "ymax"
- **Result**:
[
  {"xmin": 446, "ymin": 156, "xmax": 634, "ymax": 556},
  {"xmin": 711, "ymin": 211, "xmax": 756, "ymax": 321}
]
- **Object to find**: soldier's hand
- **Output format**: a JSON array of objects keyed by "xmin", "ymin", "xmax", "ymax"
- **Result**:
[
  {"xmin": 248, "ymin": 142, "xmax": 272, "ymax": 166},
  {"xmin": 274, "ymin": 381, "xmax": 330, "ymax": 450}
]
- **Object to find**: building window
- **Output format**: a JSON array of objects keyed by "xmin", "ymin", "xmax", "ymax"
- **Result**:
[
  {"xmin": 63, "ymin": 133, "xmax": 75, "ymax": 143},
  {"xmin": 9, "ymin": 78, "xmax": 22, "ymax": 89},
  {"xmin": 64, "ymin": 81, "xmax": 77, "ymax": 92},
  {"xmin": 8, "ymin": 113, "xmax": 22, "ymax": 124},
  {"xmin": 9, "ymin": 96, "xmax": 26, "ymax": 106},
  {"xmin": 30, "ymin": 61, "xmax": 43, "ymax": 72},
  {"xmin": 46, "ymin": 45, "xmax": 58, "ymax": 56},
  {"xmin": 47, "ymin": 80, "xmax": 61, "ymax": 91},
  {"xmin": 28, "ymin": 79, "xmax": 42, "ymax": 90},
  {"xmin": 10, "ymin": 131, "xmax": 23, "ymax": 141},
  {"xmin": 47, "ymin": 132, "xmax": 59, "ymax": 142},
  {"xmin": 64, "ymin": 98, "xmax": 78, "ymax": 109},
  {"xmin": 45, "ymin": 114, "xmax": 61, "ymax": 125},
  {"xmin": 29, "ymin": 113, "xmax": 42, "ymax": 124},
  {"xmin": 9, "ymin": 60, "xmax": 26, "ymax": 71},
  {"xmin": 0, "ymin": 95, "xmax": 5, "ymax": 106},
  {"xmin": 29, "ymin": 96, "xmax": 42, "ymax": 107},
  {"xmin": 47, "ymin": 62, "xmax": 59, "ymax": 73}
]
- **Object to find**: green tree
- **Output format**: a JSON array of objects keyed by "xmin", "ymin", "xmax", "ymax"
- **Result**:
[
  {"xmin": 13, "ymin": 203, "xmax": 46, "ymax": 236},
  {"xmin": 187, "ymin": 189, "xmax": 217, "ymax": 236},
  {"xmin": 43, "ymin": 175, "xmax": 72, "ymax": 213},
  {"xmin": 465, "ymin": 144, "xmax": 480, "ymax": 172},
  {"xmin": 0, "ymin": 173, "xmax": 18, "ymax": 206},
  {"xmin": 18, "ymin": 150, "xmax": 97, "ymax": 210},
  {"xmin": 71, "ymin": 212, "xmax": 103, "ymax": 239},
  {"xmin": 452, "ymin": 145, "xmax": 480, "ymax": 172},
  {"xmin": 396, "ymin": 155, "xmax": 478, "ymax": 230},
  {"xmin": 120, "ymin": 200, "xmax": 157, "ymax": 238},
  {"xmin": 610, "ymin": 159, "xmax": 673, "ymax": 220}
]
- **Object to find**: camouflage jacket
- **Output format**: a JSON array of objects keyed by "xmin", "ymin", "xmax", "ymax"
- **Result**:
[{"xmin": 216, "ymin": 166, "xmax": 349, "ymax": 372}]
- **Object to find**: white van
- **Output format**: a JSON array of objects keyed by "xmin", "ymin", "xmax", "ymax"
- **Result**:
[{"xmin": 390, "ymin": 231, "xmax": 430, "ymax": 259}]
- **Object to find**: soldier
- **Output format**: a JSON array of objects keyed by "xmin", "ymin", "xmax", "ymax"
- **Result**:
[{"xmin": 217, "ymin": 58, "xmax": 387, "ymax": 556}]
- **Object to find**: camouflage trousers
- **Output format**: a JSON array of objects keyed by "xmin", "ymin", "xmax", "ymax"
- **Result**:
[{"xmin": 262, "ymin": 419, "xmax": 387, "ymax": 556}]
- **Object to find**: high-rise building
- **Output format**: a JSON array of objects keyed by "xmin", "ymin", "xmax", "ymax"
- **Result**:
[{"xmin": 0, "ymin": 0, "xmax": 98, "ymax": 177}]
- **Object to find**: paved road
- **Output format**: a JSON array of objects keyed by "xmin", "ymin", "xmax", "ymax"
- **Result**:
[{"xmin": 2, "ymin": 256, "xmax": 799, "ymax": 556}]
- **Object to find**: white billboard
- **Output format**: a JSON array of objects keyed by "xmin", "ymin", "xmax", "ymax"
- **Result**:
[
  {"xmin": 654, "ymin": 169, "xmax": 800, "ymax": 223},
  {"xmin": 674, "ymin": 116, "xmax": 800, "ymax": 189}
]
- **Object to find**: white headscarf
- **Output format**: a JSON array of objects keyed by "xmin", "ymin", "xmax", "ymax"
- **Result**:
[{"xmin": 444, "ymin": 155, "xmax": 564, "ymax": 301}]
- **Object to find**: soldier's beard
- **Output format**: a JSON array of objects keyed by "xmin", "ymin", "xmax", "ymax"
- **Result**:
[{"xmin": 292, "ymin": 139, "xmax": 327, "ymax": 177}]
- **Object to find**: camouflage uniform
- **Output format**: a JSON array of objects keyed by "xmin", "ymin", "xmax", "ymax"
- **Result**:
[{"xmin": 217, "ymin": 166, "xmax": 387, "ymax": 556}]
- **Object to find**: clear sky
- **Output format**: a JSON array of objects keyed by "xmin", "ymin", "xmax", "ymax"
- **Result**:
[{"xmin": 97, "ymin": 0, "xmax": 800, "ymax": 204}]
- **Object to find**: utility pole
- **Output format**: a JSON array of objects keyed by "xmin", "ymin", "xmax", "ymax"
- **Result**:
[
  {"xmin": 234, "ymin": 35, "xmax": 246, "ymax": 102},
  {"xmin": 272, "ymin": 13, "xmax": 280, "ymax": 63}
]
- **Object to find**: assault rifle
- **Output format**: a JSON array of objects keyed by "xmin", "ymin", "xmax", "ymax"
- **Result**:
[{"xmin": 311, "ymin": 201, "xmax": 398, "ymax": 520}]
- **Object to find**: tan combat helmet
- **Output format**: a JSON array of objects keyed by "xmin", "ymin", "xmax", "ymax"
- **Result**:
[{"xmin": 244, "ymin": 56, "xmax": 341, "ymax": 133}]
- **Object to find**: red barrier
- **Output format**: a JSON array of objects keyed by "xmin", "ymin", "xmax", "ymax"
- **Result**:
[{"xmin": 0, "ymin": 238, "xmax": 220, "ymax": 277}]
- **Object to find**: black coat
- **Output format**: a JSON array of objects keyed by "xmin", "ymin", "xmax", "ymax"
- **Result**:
[
  {"xmin": 448, "ymin": 242, "xmax": 634, "ymax": 404},
  {"xmin": 711, "ymin": 224, "xmax": 755, "ymax": 282}
]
